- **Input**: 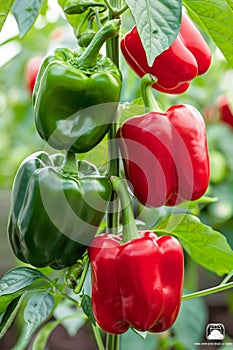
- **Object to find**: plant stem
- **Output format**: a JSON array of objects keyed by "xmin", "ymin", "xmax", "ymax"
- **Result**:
[
  {"xmin": 77, "ymin": 19, "xmax": 120, "ymax": 68},
  {"xmin": 220, "ymin": 270, "xmax": 233, "ymax": 284},
  {"xmin": 141, "ymin": 73, "xmax": 162, "ymax": 113},
  {"xmin": 74, "ymin": 258, "xmax": 90, "ymax": 294},
  {"xmin": 111, "ymin": 176, "xmax": 139, "ymax": 242},
  {"xmin": 61, "ymin": 151, "xmax": 78, "ymax": 176},
  {"xmin": 182, "ymin": 282, "xmax": 233, "ymax": 301},
  {"xmin": 106, "ymin": 1, "xmax": 121, "ymax": 349},
  {"xmin": 92, "ymin": 325, "xmax": 105, "ymax": 350},
  {"xmin": 103, "ymin": 0, "xmax": 128, "ymax": 17}
]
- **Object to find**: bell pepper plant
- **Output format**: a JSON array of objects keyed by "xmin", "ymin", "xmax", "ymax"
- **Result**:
[
  {"xmin": 1, "ymin": 2, "xmax": 233, "ymax": 350},
  {"xmin": 117, "ymin": 74, "xmax": 210, "ymax": 207},
  {"xmin": 120, "ymin": 13, "xmax": 211, "ymax": 94}
]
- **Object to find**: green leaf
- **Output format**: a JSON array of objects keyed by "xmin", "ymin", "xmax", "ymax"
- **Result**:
[
  {"xmin": 0, "ymin": 267, "xmax": 47, "ymax": 296},
  {"xmin": 0, "ymin": 295, "xmax": 23, "ymax": 339},
  {"xmin": 24, "ymin": 291, "xmax": 55, "ymax": 339},
  {"xmin": 0, "ymin": 293, "xmax": 21, "ymax": 314},
  {"xmin": 0, "ymin": 0, "xmax": 15, "ymax": 31},
  {"xmin": 32, "ymin": 313, "xmax": 83, "ymax": 350},
  {"xmin": 58, "ymin": 0, "xmax": 107, "ymax": 35},
  {"xmin": 81, "ymin": 294, "xmax": 96, "ymax": 326},
  {"xmin": 183, "ymin": 0, "xmax": 233, "ymax": 68},
  {"xmin": 121, "ymin": 328, "xmax": 158, "ymax": 350},
  {"xmin": 124, "ymin": 0, "xmax": 182, "ymax": 66},
  {"xmin": 156, "ymin": 214, "xmax": 233, "ymax": 275},
  {"xmin": 173, "ymin": 297, "xmax": 208, "ymax": 349},
  {"xmin": 12, "ymin": 0, "xmax": 44, "ymax": 38}
]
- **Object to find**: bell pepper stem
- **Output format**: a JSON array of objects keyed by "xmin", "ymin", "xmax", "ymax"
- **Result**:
[
  {"xmin": 111, "ymin": 176, "xmax": 139, "ymax": 242},
  {"xmin": 77, "ymin": 18, "xmax": 120, "ymax": 68},
  {"xmin": 141, "ymin": 73, "xmax": 162, "ymax": 113},
  {"xmin": 61, "ymin": 151, "xmax": 79, "ymax": 176}
]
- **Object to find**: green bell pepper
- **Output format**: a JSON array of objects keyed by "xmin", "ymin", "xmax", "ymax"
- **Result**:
[
  {"xmin": 33, "ymin": 19, "xmax": 121, "ymax": 153},
  {"xmin": 8, "ymin": 151, "xmax": 112, "ymax": 270}
]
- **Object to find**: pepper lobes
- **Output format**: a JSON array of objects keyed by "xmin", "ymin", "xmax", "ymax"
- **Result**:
[
  {"xmin": 120, "ymin": 13, "xmax": 211, "ymax": 94},
  {"xmin": 8, "ymin": 151, "xmax": 112, "ymax": 269},
  {"xmin": 117, "ymin": 104, "xmax": 210, "ymax": 207},
  {"xmin": 33, "ymin": 19, "xmax": 121, "ymax": 153},
  {"xmin": 88, "ymin": 232, "xmax": 184, "ymax": 334}
]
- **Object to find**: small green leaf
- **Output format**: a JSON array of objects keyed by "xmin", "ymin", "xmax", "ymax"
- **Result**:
[
  {"xmin": 124, "ymin": 0, "xmax": 182, "ymax": 66},
  {"xmin": 0, "ymin": 295, "xmax": 23, "ymax": 339},
  {"xmin": 24, "ymin": 291, "xmax": 55, "ymax": 339},
  {"xmin": 156, "ymin": 214, "xmax": 233, "ymax": 275},
  {"xmin": 81, "ymin": 294, "xmax": 96, "ymax": 325},
  {"xmin": 183, "ymin": 0, "xmax": 233, "ymax": 68},
  {"xmin": 0, "ymin": 0, "xmax": 15, "ymax": 31},
  {"xmin": 12, "ymin": 0, "xmax": 44, "ymax": 37},
  {"xmin": 0, "ymin": 293, "xmax": 21, "ymax": 314},
  {"xmin": 0, "ymin": 267, "xmax": 47, "ymax": 296}
]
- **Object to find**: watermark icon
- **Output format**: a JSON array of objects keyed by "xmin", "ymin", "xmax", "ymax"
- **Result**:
[
  {"xmin": 194, "ymin": 323, "xmax": 233, "ymax": 347},
  {"xmin": 206, "ymin": 323, "xmax": 225, "ymax": 341}
]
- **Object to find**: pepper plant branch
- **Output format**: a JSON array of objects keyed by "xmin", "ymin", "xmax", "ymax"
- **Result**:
[
  {"xmin": 103, "ymin": 0, "xmax": 127, "ymax": 17},
  {"xmin": 106, "ymin": 0, "xmax": 121, "ymax": 235},
  {"xmin": 220, "ymin": 270, "xmax": 233, "ymax": 284},
  {"xmin": 182, "ymin": 281, "xmax": 233, "ymax": 301},
  {"xmin": 106, "ymin": 2, "xmax": 121, "ymax": 349},
  {"xmin": 111, "ymin": 176, "xmax": 139, "ymax": 242},
  {"xmin": 48, "ymin": 279, "xmax": 81, "ymax": 307},
  {"xmin": 92, "ymin": 325, "xmax": 106, "ymax": 350}
]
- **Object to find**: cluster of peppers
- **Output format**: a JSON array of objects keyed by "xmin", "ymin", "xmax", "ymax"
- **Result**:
[{"xmin": 8, "ymin": 9, "xmax": 211, "ymax": 335}]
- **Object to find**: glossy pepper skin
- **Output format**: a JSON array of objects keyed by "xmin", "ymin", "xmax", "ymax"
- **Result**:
[
  {"xmin": 88, "ymin": 232, "xmax": 184, "ymax": 334},
  {"xmin": 33, "ymin": 20, "xmax": 121, "ymax": 153},
  {"xmin": 120, "ymin": 13, "xmax": 211, "ymax": 94},
  {"xmin": 117, "ymin": 104, "xmax": 210, "ymax": 207},
  {"xmin": 8, "ymin": 151, "xmax": 112, "ymax": 270}
]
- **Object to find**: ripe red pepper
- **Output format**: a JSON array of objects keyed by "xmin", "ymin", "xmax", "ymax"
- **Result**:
[
  {"xmin": 120, "ymin": 13, "xmax": 211, "ymax": 94},
  {"xmin": 117, "ymin": 75, "xmax": 210, "ymax": 207},
  {"xmin": 89, "ymin": 231, "xmax": 184, "ymax": 334},
  {"xmin": 25, "ymin": 56, "xmax": 42, "ymax": 94},
  {"xmin": 218, "ymin": 95, "xmax": 233, "ymax": 129}
]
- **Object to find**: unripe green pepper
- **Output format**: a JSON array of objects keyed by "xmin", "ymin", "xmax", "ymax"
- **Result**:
[
  {"xmin": 33, "ymin": 19, "xmax": 121, "ymax": 153},
  {"xmin": 8, "ymin": 151, "xmax": 112, "ymax": 270},
  {"xmin": 77, "ymin": 29, "xmax": 96, "ymax": 47},
  {"xmin": 65, "ymin": 261, "xmax": 84, "ymax": 288},
  {"xmin": 64, "ymin": 0, "xmax": 106, "ymax": 15}
]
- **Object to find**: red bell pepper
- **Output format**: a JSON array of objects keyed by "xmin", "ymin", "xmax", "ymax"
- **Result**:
[
  {"xmin": 89, "ymin": 231, "xmax": 184, "ymax": 334},
  {"xmin": 218, "ymin": 95, "xmax": 233, "ymax": 129},
  {"xmin": 117, "ymin": 74, "xmax": 210, "ymax": 207},
  {"xmin": 25, "ymin": 56, "xmax": 42, "ymax": 94},
  {"xmin": 120, "ymin": 13, "xmax": 211, "ymax": 94}
]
